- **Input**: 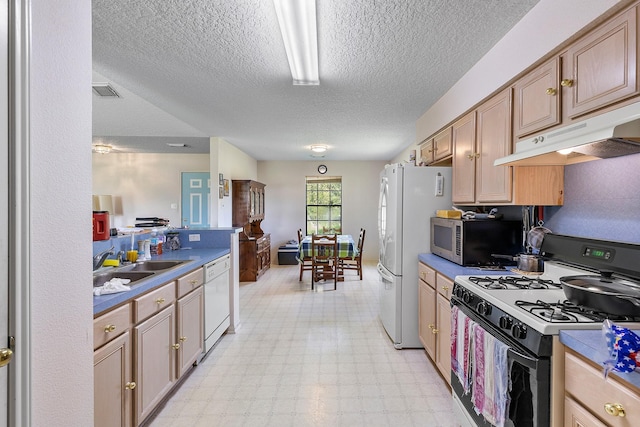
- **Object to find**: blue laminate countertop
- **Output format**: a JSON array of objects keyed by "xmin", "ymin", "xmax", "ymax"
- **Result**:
[
  {"xmin": 93, "ymin": 247, "xmax": 230, "ymax": 316},
  {"xmin": 418, "ymin": 253, "xmax": 515, "ymax": 280},
  {"xmin": 560, "ymin": 329, "xmax": 640, "ymax": 390}
]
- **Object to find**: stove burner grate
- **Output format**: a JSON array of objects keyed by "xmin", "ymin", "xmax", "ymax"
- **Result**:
[
  {"xmin": 516, "ymin": 299, "xmax": 640, "ymax": 323},
  {"xmin": 467, "ymin": 276, "xmax": 562, "ymax": 290}
]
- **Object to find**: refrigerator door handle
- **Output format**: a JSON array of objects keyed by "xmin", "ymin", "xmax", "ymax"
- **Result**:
[{"xmin": 377, "ymin": 263, "xmax": 395, "ymax": 289}]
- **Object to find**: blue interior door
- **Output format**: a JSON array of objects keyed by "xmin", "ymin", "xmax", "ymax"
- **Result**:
[{"xmin": 181, "ymin": 172, "xmax": 210, "ymax": 227}]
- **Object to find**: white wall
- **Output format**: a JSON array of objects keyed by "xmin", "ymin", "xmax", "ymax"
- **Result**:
[
  {"xmin": 31, "ymin": 0, "xmax": 94, "ymax": 424},
  {"xmin": 212, "ymin": 137, "xmax": 258, "ymax": 227},
  {"xmin": 93, "ymin": 153, "xmax": 210, "ymax": 227},
  {"xmin": 258, "ymin": 161, "xmax": 388, "ymax": 262}
]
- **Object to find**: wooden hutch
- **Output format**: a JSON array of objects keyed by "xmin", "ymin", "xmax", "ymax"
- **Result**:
[{"xmin": 232, "ymin": 180, "xmax": 270, "ymax": 281}]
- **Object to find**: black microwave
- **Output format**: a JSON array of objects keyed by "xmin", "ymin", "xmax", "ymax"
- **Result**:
[{"xmin": 430, "ymin": 217, "xmax": 522, "ymax": 266}]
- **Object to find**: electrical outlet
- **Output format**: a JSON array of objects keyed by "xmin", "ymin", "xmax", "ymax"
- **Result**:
[{"xmin": 188, "ymin": 234, "xmax": 200, "ymax": 242}]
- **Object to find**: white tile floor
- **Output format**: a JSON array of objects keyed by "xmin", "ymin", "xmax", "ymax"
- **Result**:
[{"xmin": 148, "ymin": 263, "xmax": 456, "ymax": 427}]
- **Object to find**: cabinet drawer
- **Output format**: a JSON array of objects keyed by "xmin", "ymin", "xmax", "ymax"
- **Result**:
[
  {"xmin": 565, "ymin": 350, "xmax": 640, "ymax": 426},
  {"xmin": 177, "ymin": 268, "xmax": 203, "ymax": 299},
  {"xmin": 93, "ymin": 303, "xmax": 131, "ymax": 350},
  {"xmin": 134, "ymin": 282, "xmax": 176, "ymax": 323},
  {"xmin": 418, "ymin": 262, "xmax": 436, "ymax": 288},
  {"xmin": 436, "ymin": 274, "xmax": 453, "ymax": 300}
]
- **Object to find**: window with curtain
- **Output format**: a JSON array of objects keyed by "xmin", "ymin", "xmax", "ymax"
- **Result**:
[{"xmin": 306, "ymin": 176, "xmax": 342, "ymax": 235}]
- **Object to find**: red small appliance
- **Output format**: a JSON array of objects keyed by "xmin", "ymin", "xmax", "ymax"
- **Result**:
[{"xmin": 93, "ymin": 211, "xmax": 110, "ymax": 241}]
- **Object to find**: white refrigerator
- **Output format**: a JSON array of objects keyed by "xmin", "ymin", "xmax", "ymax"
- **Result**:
[{"xmin": 377, "ymin": 163, "xmax": 452, "ymax": 348}]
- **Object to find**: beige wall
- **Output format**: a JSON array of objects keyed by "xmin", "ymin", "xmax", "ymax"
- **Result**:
[
  {"xmin": 258, "ymin": 160, "xmax": 388, "ymax": 262},
  {"xmin": 93, "ymin": 153, "xmax": 211, "ymax": 228}
]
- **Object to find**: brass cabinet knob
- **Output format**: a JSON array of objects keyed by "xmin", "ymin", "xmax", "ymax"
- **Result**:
[
  {"xmin": 432, "ymin": 329, "xmax": 439, "ymax": 334},
  {"xmin": 104, "ymin": 324, "xmax": 117, "ymax": 333},
  {"xmin": 172, "ymin": 343, "xmax": 181, "ymax": 350},
  {"xmin": 125, "ymin": 381, "xmax": 136, "ymax": 390},
  {"xmin": 428, "ymin": 324, "xmax": 435, "ymax": 329},
  {"xmin": 546, "ymin": 87, "xmax": 557, "ymax": 95},
  {"xmin": 179, "ymin": 336, "xmax": 187, "ymax": 342},
  {"xmin": 189, "ymin": 280, "xmax": 198, "ymax": 285},
  {"xmin": 560, "ymin": 79, "xmax": 574, "ymax": 87},
  {"xmin": 155, "ymin": 298, "xmax": 165, "ymax": 305},
  {"xmin": 0, "ymin": 348, "xmax": 13, "ymax": 368},
  {"xmin": 604, "ymin": 403, "xmax": 625, "ymax": 417},
  {"xmin": 441, "ymin": 286, "xmax": 449, "ymax": 291},
  {"xmin": 467, "ymin": 153, "xmax": 479, "ymax": 160}
]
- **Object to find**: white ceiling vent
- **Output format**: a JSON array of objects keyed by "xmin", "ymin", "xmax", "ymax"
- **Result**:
[{"xmin": 92, "ymin": 83, "xmax": 120, "ymax": 97}]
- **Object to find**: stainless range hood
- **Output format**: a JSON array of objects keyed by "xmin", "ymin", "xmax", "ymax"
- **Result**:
[{"xmin": 495, "ymin": 101, "xmax": 640, "ymax": 166}]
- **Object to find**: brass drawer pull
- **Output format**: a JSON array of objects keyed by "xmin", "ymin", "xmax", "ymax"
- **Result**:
[
  {"xmin": 604, "ymin": 403, "xmax": 625, "ymax": 417},
  {"xmin": 155, "ymin": 298, "xmax": 165, "ymax": 305},
  {"xmin": 546, "ymin": 87, "xmax": 557, "ymax": 95},
  {"xmin": 172, "ymin": 343, "xmax": 181, "ymax": 350},
  {"xmin": 432, "ymin": 329, "xmax": 439, "ymax": 334},
  {"xmin": 125, "ymin": 381, "xmax": 136, "ymax": 390},
  {"xmin": 104, "ymin": 324, "xmax": 117, "ymax": 333},
  {"xmin": 179, "ymin": 336, "xmax": 187, "ymax": 342},
  {"xmin": 189, "ymin": 280, "xmax": 198, "ymax": 285},
  {"xmin": 560, "ymin": 78, "xmax": 574, "ymax": 87}
]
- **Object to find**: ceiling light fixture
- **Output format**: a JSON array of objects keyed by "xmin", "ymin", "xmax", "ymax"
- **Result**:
[
  {"xmin": 93, "ymin": 144, "xmax": 112, "ymax": 154},
  {"xmin": 310, "ymin": 144, "xmax": 327, "ymax": 153},
  {"xmin": 273, "ymin": 0, "xmax": 319, "ymax": 86}
]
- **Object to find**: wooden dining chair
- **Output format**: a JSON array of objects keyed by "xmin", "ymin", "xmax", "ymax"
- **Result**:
[
  {"xmin": 297, "ymin": 228, "xmax": 313, "ymax": 281},
  {"xmin": 311, "ymin": 234, "xmax": 338, "ymax": 290},
  {"xmin": 340, "ymin": 228, "xmax": 366, "ymax": 280}
]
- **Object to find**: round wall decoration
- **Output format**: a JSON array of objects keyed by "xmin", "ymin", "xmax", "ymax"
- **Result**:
[{"xmin": 317, "ymin": 164, "xmax": 327, "ymax": 174}]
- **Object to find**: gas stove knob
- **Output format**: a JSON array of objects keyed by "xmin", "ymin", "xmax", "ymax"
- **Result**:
[
  {"xmin": 512, "ymin": 323, "xmax": 527, "ymax": 339},
  {"xmin": 499, "ymin": 316, "xmax": 513, "ymax": 329},
  {"xmin": 462, "ymin": 291, "xmax": 471, "ymax": 304},
  {"xmin": 455, "ymin": 287, "xmax": 465, "ymax": 298},
  {"xmin": 476, "ymin": 301, "xmax": 491, "ymax": 316}
]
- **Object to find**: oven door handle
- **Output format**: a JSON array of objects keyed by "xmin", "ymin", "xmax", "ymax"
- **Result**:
[{"xmin": 507, "ymin": 347, "xmax": 539, "ymax": 370}]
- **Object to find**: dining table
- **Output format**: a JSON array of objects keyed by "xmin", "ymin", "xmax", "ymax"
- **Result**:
[{"xmin": 297, "ymin": 234, "xmax": 358, "ymax": 260}]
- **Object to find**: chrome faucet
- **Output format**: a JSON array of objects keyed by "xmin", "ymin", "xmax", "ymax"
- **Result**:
[
  {"xmin": 116, "ymin": 250, "xmax": 126, "ymax": 264},
  {"xmin": 93, "ymin": 246, "xmax": 115, "ymax": 271}
]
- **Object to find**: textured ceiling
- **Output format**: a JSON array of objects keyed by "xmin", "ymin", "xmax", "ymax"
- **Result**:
[{"xmin": 92, "ymin": 0, "xmax": 539, "ymax": 160}]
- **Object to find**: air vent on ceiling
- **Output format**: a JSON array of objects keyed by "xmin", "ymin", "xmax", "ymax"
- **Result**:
[{"xmin": 92, "ymin": 83, "xmax": 120, "ymax": 97}]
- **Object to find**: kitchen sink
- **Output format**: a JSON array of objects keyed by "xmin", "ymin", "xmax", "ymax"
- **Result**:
[
  {"xmin": 93, "ymin": 271, "xmax": 155, "ymax": 288},
  {"xmin": 118, "ymin": 260, "xmax": 187, "ymax": 272}
]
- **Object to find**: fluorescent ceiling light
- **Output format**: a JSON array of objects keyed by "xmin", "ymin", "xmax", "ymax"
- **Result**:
[
  {"xmin": 310, "ymin": 144, "xmax": 327, "ymax": 153},
  {"xmin": 273, "ymin": 0, "xmax": 319, "ymax": 85},
  {"xmin": 93, "ymin": 144, "xmax": 112, "ymax": 154}
]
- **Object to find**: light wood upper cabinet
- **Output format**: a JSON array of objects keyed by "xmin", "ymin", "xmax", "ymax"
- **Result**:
[
  {"xmin": 433, "ymin": 127, "xmax": 453, "ymax": 162},
  {"xmin": 564, "ymin": 6, "xmax": 638, "ymax": 119},
  {"xmin": 419, "ymin": 139, "xmax": 434, "ymax": 165},
  {"xmin": 452, "ymin": 90, "xmax": 512, "ymax": 204},
  {"xmin": 513, "ymin": 57, "xmax": 562, "ymax": 138},
  {"xmin": 452, "ymin": 111, "xmax": 477, "ymax": 204},
  {"xmin": 475, "ymin": 89, "xmax": 513, "ymax": 203}
]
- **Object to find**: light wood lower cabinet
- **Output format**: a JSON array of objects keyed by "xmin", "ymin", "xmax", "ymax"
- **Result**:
[
  {"xmin": 94, "ymin": 330, "xmax": 133, "ymax": 427},
  {"xmin": 418, "ymin": 262, "xmax": 452, "ymax": 385},
  {"xmin": 176, "ymin": 286, "xmax": 204, "ymax": 377},
  {"xmin": 94, "ymin": 265, "xmax": 209, "ymax": 427},
  {"xmin": 134, "ymin": 304, "xmax": 177, "ymax": 425},
  {"xmin": 564, "ymin": 349, "xmax": 640, "ymax": 427}
]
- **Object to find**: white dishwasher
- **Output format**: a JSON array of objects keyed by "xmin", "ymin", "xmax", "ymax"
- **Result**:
[{"xmin": 203, "ymin": 254, "xmax": 231, "ymax": 354}]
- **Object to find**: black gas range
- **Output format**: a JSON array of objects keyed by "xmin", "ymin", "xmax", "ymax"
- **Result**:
[{"xmin": 451, "ymin": 234, "xmax": 640, "ymax": 427}]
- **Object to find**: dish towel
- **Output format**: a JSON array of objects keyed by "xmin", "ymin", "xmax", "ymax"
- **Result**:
[
  {"xmin": 451, "ymin": 305, "xmax": 473, "ymax": 393},
  {"xmin": 471, "ymin": 323, "xmax": 510, "ymax": 427},
  {"xmin": 93, "ymin": 278, "xmax": 132, "ymax": 296}
]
